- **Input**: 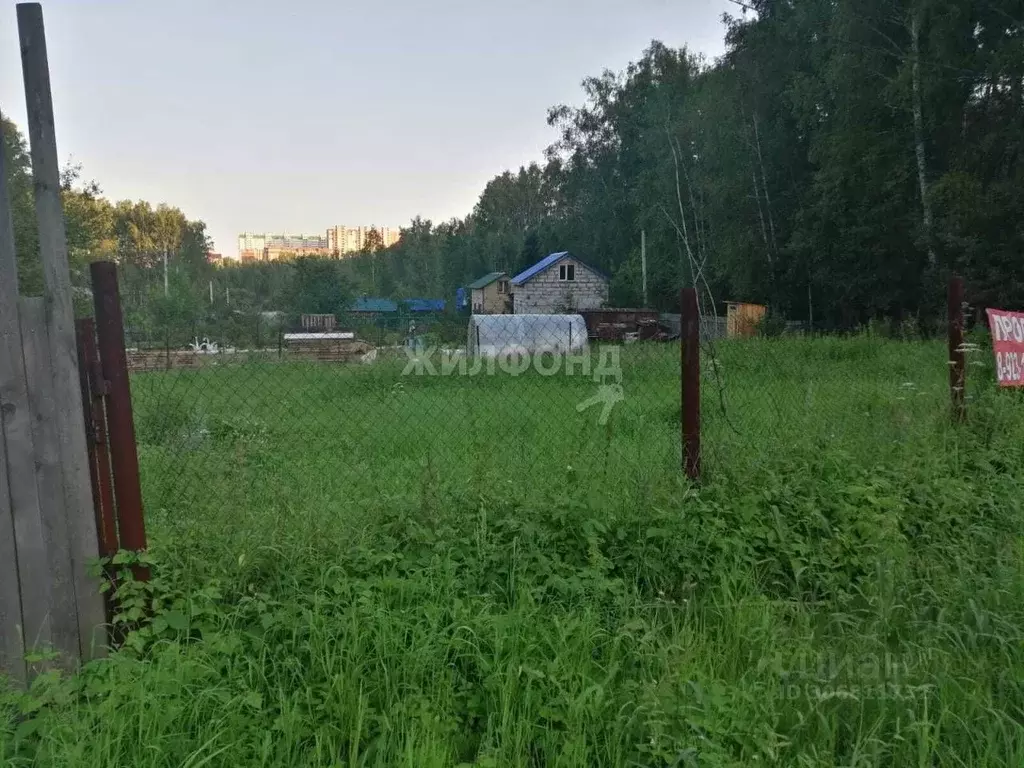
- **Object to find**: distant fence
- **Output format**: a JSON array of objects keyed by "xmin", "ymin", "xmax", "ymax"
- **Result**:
[
  {"xmin": 658, "ymin": 314, "xmax": 727, "ymax": 341},
  {"xmin": 301, "ymin": 314, "xmax": 337, "ymax": 332},
  {"xmin": 660, "ymin": 314, "xmax": 805, "ymax": 341}
]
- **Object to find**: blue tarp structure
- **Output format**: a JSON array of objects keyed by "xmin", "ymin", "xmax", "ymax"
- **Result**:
[
  {"xmin": 349, "ymin": 297, "xmax": 445, "ymax": 315},
  {"xmin": 351, "ymin": 297, "xmax": 399, "ymax": 313},
  {"xmin": 402, "ymin": 298, "xmax": 446, "ymax": 312}
]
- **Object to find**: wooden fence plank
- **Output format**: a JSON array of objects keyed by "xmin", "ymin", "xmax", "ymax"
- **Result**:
[
  {"xmin": 18, "ymin": 3, "xmax": 106, "ymax": 660},
  {"xmin": 18, "ymin": 298, "xmax": 79, "ymax": 669},
  {"xmin": 0, "ymin": 108, "xmax": 48, "ymax": 686},
  {"xmin": 0, "ymin": 400, "xmax": 26, "ymax": 688}
]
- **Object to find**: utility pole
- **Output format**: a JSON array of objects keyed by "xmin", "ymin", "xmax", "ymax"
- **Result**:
[
  {"xmin": 225, "ymin": 285, "xmax": 230, "ymax": 306},
  {"xmin": 641, "ymin": 230, "xmax": 648, "ymax": 308},
  {"xmin": 163, "ymin": 248, "xmax": 168, "ymax": 296},
  {"xmin": 209, "ymin": 280, "xmax": 213, "ymax": 305}
]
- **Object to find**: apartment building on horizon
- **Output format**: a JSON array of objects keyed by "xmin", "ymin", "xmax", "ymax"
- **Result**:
[
  {"xmin": 326, "ymin": 225, "xmax": 401, "ymax": 255},
  {"xmin": 237, "ymin": 225, "xmax": 401, "ymax": 261},
  {"xmin": 237, "ymin": 232, "xmax": 330, "ymax": 262}
]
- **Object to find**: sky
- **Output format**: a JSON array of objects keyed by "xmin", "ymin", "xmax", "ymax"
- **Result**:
[{"xmin": 0, "ymin": 0, "xmax": 736, "ymax": 256}]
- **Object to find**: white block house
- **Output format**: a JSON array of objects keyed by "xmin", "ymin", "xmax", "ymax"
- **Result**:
[{"xmin": 510, "ymin": 252, "xmax": 608, "ymax": 315}]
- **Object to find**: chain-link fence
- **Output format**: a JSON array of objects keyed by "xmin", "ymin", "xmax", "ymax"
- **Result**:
[
  {"xmin": 699, "ymin": 332, "xmax": 949, "ymax": 476},
  {"xmin": 696, "ymin": 291, "xmax": 1003, "ymax": 484},
  {"xmin": 127, "ymin": 310, "xmax": 686, "ymax": 522},
  {"xmin": 125, "ymin": 289, "xmax": 1003, "ymax": 528}
]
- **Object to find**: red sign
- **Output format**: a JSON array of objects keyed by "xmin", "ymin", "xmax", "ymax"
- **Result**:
[{"xmin": 987, "ymin": 308, "xmax": 1024, "ymax": 387}]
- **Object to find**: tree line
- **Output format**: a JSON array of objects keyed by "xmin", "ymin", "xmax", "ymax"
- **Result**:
[
  {"xmin": 2, "ymin": 115, "xmax": 211, "ymax": 310},
  {"xmin": 4, "ymin": 0, "xmax": 1022, "ymax": 333},
  {"xmin": 369, "ymin": 0, "xmax": 1023, "ymax": 329}
]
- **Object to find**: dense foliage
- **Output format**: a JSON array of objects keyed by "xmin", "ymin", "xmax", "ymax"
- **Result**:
[
  {"xmin": 1, "ymin": 116, "xmax": 212, "ymax": 317},
  {"xmin": 355, "ymin": 0, "xmax": 1024, "ymax": 327}
]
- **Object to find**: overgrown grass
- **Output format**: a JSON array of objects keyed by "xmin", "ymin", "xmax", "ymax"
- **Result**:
[{"xmin": 3, "ymin": 336, "xmax": 1023, "ymax": 766}]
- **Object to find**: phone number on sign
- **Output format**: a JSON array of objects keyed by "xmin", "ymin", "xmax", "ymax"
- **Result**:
[{"xmin": 996, "ymin": 351, "xmax": 1024, "ymax": 384}]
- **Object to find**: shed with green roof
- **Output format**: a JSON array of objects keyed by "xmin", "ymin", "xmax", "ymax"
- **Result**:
[{"xmin": 468, "ymin": 272, "xmax": 511, "ymax": 314}]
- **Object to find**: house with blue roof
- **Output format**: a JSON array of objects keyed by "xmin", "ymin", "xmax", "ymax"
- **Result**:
[{"xmin": 510, "ymin": 252, "xmax": 608, "ymax": 315}]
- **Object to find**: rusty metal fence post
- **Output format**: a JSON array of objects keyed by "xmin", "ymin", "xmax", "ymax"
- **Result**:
[
  {"xmin": 75, "ymin": 318, "xmax": 119, "ymax": 625},
  {"xmin": 90, "ymin": 261, "xmax": 149, "ymax": 580},
  {"xmin": 75, "ymin": 319, "xmax": 119, "ymax": 561},
  {"xmin": 681, "ymin": 287, "xmax": 701, "ymax": 480},
  {"xmin": 948, "ymin": 275, "xmax": 966, "ymax": 422}
]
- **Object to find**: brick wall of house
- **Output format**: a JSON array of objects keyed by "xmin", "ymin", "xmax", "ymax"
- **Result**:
[{"xmin": 512, "ymin": 258, "xmax": 608, "ymax": 314}]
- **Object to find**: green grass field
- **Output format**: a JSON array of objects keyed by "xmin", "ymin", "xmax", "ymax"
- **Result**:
[{"xmin": 3, "ymin": 336, "xmax": 1024, "ymax": 766}]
